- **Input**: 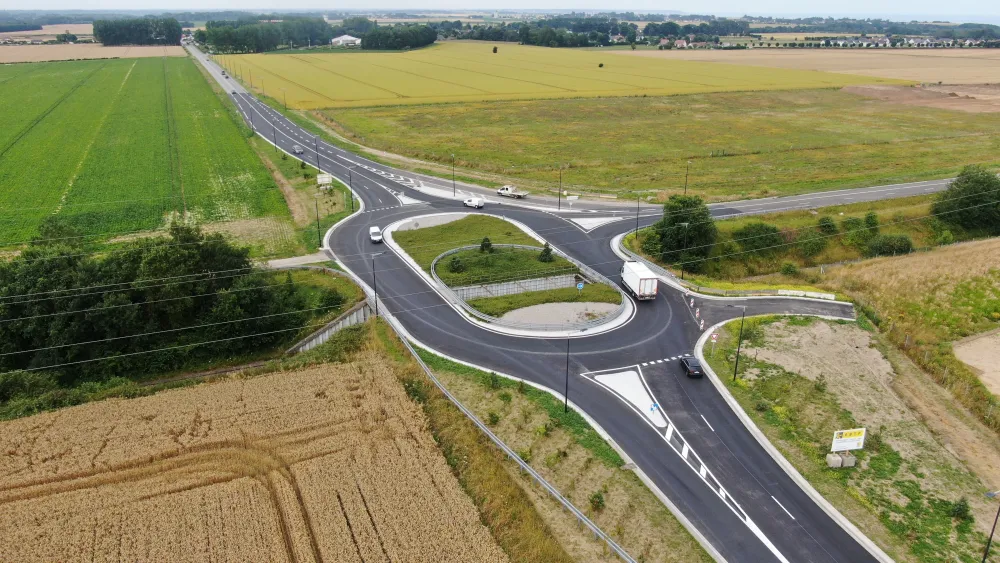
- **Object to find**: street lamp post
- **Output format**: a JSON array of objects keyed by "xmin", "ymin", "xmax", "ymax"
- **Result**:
[
  {"xmin": 732, "ymin": 305, "xmax": 747, "ymax": 382},
  {"xmin": 558, "ymin": 167, "xmax": 562, "ymax": 210},
  {"xmin": 635, "ymin": 195, "xmax": 640, "ymax": 236},
  {"xmin": 371, "ymin": 252, "xmax": 385, "ymax": 317},
  {"xmin": 451, "ymin": 153, "xmax": 456, "ymax": 197},
  {"xmin": 313, "ymin": 136, "xmax": 320, "ymax": 170},
  {"xmin": 679, "ymin": 222, "xmax": 690, "ymax": 280},
  {"xmin": 564, "ymin": 329, "xmax": 588, "ymax": 413},
  {"xmin": 271, "ymin": 123, "xmax": 277, "ymax": 153},
  {"xmin": 314, "ymin": 198, "xmax": 322, "ymax": 249},
  {"xmin": 348, "ymin": 166, "xmax": 355, "ymax": 213},
  {"xmin": 684, "ymin": 160, "xmax": 692, "ymax": 195},
  {"xmin": 984, "ymin": 490, "xmax": 1000, "ymax": 563},
  {"xmin": 281, "ymin": 88, "xmax": 287, "ymax": 110}
]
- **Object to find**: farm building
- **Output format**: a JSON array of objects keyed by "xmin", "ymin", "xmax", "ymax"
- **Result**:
[{"xmin": 331, "ymin": 34, "xmax": 361, "ymax": 47}]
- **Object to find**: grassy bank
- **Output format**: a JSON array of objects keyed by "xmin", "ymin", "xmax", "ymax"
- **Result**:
[
  {"xmin": 369, "ymin": 322, "xmax": 576, "ymax": 561},
  {"xmin": 393, "ymin": 214, "xmax": 538, "ymax": 271},
  {"xmin": 436, "ymin": 246, "xmax": 576, "ymax": 286},
  {"xmin": 627, "ymin": 194, "xmax": 959, "ymax": 280},
  {"xmin": 704, "ymin": 316, "xmax": 994, "ymax": 562},
  {"xmin": 415, "ymin": 347, "xmax": 713, "ymax": 562},
  {"xmin": 469, "ymin": 283, "xmax": 622, "ymax": 317},
  {"xmin": 325, "ymin": 89, "xmax": 999, "ymax": 201},
  {"xmin": 821, "ymin": 237, "xmax": 1000, "ymax": 437}
]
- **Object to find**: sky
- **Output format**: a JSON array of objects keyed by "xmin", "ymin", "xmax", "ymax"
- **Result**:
[{"xmin": 3, "ymin": 0, "xmax": 999, "ymax": 23}]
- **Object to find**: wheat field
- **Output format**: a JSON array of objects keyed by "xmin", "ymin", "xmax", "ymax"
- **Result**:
[
  {"xmin": 0, "ymin": 350, "xmax": 507, "ymax": 562},
  {"xmin": 220, "ymin": 41, "xmax": 898, "ymax": 109}
]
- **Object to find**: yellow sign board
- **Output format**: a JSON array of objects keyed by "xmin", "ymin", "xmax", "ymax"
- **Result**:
[{"xmin": 831, "ymin": 428, "xmax": 866, "ymax": 452}]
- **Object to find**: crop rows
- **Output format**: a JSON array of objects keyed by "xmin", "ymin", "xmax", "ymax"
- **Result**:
[
  {"xmin": 224, "ymin": 41, "xmax": 900, "ymax": 109},
  {"xmin": 0, "ymin": 352, "xmax": 507, "ymax": 562},
  {"xmin": 0, "ymin": 57, "xmax": 287, "ymax": 244}
]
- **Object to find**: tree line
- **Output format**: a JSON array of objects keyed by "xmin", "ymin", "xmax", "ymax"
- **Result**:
[
  {"xmin": 196, "ymin": 17, "xmax": 333, "ymax": 53},
  {"xmin": 639, "ymin": 165, "xmax": 1000, "ymax": 276},
  {"xmin": 93, "ymin": 18, "xmax": 182, "ymax": 46},
  {"xmin": 0, "ymin": 222, "xmax": 342, "ymax": 394},
  {"xmin": 360, "ymin": 25, "xmax": 436, "ymax": 50},
  {"xmin": 0, "ymin": 23, "xmax": 42, "ymax": 33}
]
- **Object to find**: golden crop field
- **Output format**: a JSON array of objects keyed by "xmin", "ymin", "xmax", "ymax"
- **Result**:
[
  {"xmin": 0, "ymin": 351, "xmax": 507, "ymax": 562},
  {"xmin": 221, "ymin": 40, "xmax": 901, "ymax": 108}
]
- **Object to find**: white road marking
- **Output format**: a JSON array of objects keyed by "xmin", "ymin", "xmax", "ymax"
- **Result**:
[
  {"xmin": 656, "ymin": 359, "xmax": 664, "ymax": 363},
  {"xmin": 701, "ymin": 414, "xmax": 715, "ymax": 432},
  {"xmin": 772, "ymin": 496, "xmax": 795, "ymax": 520}
]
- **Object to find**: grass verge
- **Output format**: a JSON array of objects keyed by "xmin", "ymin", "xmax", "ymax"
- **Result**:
[
  {"xmin": 468, "ymin": 283, "xmax": 622, "ymax": 317},
  {"xmin": 393, "ymin": 214, "xmax": 539, "ymax": 271},
  {"xmin": 413, "ymin": 346, "xmax": 713, "ymax": 562},
  {"xmin": 436, "ymin": 246, "xmax": 576, "ymax": 286}
]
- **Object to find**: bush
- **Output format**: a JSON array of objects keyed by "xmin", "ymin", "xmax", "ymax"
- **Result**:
[
  {"xmin": 589, "ymin": 490, "xmax": 605, "ymax": 510},
  {"xmin": 864, "ymin": 211, "xmax": 880, "ymax": 230},
  {"xmin": 538, "ymin": 242, "xmax": 554, "ymax": 262},
  {"xmin": 647, "ymin": 195, "xmax": 718, "ymax": 273},
  {"xmin": 732, "ymin": 222, "xmax": 783, "ymax": 256},
  {"xmin": 842, "ymin": 216, "xmax": 877, "ymax": 248},
  {"xmin": 932, "ymin": 165, "xmax": 1000, "ymax": 235},
  {"xmin": 487, "ymin": 411, "xmax": 500, "ymax": 425},
  {"xmin": 780, "ymin": 262, "xmax": 799, "ymax": 276},
  {"xmin": 951, "ymin": 497, "xmax": 973, "ymax": 521},
  {"xmin": 498, "ymin": 391, "xmax": 512, "ymax": 403},
  {"xmin": 798, "ymin": 231, "xmax": 827, "ymax": 258},
  {"xmin": 448, "ymin": 256, "xmax": 465, "ymax": 273},
  {"xmin": 866, "ymin": 234, "xmax": 913, "ymax": 257},
  {"xmin": 488, "ymin": 371, "xmax": 500, "ymax": 389},
  {"xmin": 936, "ymin": 229, "xmax": 955, "ymax": 246},
  {"xmin": 817, "ymin": 216, "xmax": 838, "ymax": 235},
  {"xmin": 492, "ymin": 45, "xmax": 497, "ymax": 53},
  {"xmin": 598, "ymin": 63, "xmax": 604, "ymax": 68},
  {"xmin": 480, "ymin": 236, "xmax": 493, "ymax": 253}
]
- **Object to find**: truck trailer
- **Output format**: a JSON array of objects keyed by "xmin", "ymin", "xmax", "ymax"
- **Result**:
[{"xmin": 620, "ymin": 261, "xmax": 658, "ymax": 300}]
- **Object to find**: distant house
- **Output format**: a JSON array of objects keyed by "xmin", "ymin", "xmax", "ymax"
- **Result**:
[
  {"xmin": 674, "ymin": 39, "xmax": 688, "ymax": 48},
  {"xmin": 659, "ymin": 37, "xmax": 670, "ymax": 46},
  {"xmin": 610, "ymin": 34, "xmax": 626, "ymax": 44},
  {"xmin": 331, "ymin": 34, "xmax": 361, "ymax": 47}
]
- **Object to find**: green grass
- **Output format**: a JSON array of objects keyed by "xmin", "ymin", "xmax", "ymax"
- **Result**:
[
  {"xmin": 415, "ymin": 347, "xmax": 623, "ymax": 466},
  {"xmin": 435, "ymin": 246, "xmax": 576, "ymax": 286},
  {"xmin": 325, "ymin": 88, "xmax": 1000, "ymax": 201},
  {"xmin": 392, "ymin": 215, "xmax": 538, "ymax": 271},
  {"xmin": 468, "ymin": 283, "xmax": 622, "ymax": 317},
  {"xmin": 0, "ymin": 57, "xmax": 287, "ymax": 246},
  {"xmin": 704, "ymin": 317, "xmax": 990, "ymax": 562}
]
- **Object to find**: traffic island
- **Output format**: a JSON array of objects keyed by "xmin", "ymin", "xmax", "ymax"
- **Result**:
[{"xmin": 385, "ymin": 213, "xmax": 633, "ymax": 337}]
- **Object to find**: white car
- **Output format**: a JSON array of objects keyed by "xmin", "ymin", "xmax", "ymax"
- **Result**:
[
  {"xmin": 369, "ymin": 226, "xmax": 383, "ymax": 243},
  {"xmin": 292, "ymin": 145, "xmax": 304, "ymax": 155},
  {"xmin": 463, "ymin": 197, "xmax": 484, "ymax": 209}
]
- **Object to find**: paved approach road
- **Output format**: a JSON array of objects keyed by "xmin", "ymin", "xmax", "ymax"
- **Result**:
[{"xmin": 190, "ymin": 46, "xmax": 925, "ymax": 562}]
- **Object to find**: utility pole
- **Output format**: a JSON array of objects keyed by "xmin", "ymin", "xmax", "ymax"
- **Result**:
[
  {"xmin": 348, "ymin": 167, "xmax": 355, "ymax": 213},
  {"xmin": 984, "ymin": 490, "xmax": 1000, "ymax": 563},
  {"xmin": 558, "ymin": 167, "xmax": 562, "ymax": 210},
  {"xmin": 684, "ymin": 160, "xmax": 691, "ymax": 195},
  {"xmin": 451, "ymin": 153, "xmax": 456, "ymax": 197},
  {"xmin": 314, "ymin": 136, "xmax": 320, "ymax": 170},
  {"xmin": 315, "ymin": 199, "xmax": 322, "ymax": 249},
  {"xmin": 271, "ymin": 124, "xmax": 277, "ymax": 153},
  {"xmin": 249, "ymin": 68, "xmax": 253, "ymax": 89},
  {"xmin": 635, "ymin": 195, "xmax": 640, "ymax": 236},
  {"xmin": 565, "ymin": 338, "xmax": 571, "ymax": 413},
  {"xmin": 733, "ymin": 306, "xmax": 746, "ymax": 382},
  {"xmin": 372, "ymin": 252, "xmax": 385, "ymax": 317},
  {"xmin": 680, "ymin": 222, "xmax": 690, "ymax": 280},
  {"xmin": 281, "ymin": 88, "xmax": 287, "ymax": 110}
]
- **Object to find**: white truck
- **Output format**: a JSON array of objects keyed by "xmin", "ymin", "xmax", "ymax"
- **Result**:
[
  {"xmin": 496, "ymin": 185, "xmax": 528, "ymax": 199},
  {"xmin": 620, "ymin": 261, "xmax": 658, "ymax": 300}
]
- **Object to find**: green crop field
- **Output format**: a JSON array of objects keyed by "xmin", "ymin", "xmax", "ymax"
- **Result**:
[
  {"xmin": 0, "ymin": 57, "xmax": 287, "ymax": 244},
  {"xmin": 325, "ymin": 88, "xmax": 1000, "ymax": 200},
  {"xmin": 219, "ymin": 41, "xmax": 898, "ymax": 109}
]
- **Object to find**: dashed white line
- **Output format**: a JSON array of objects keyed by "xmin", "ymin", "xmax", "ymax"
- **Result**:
[
  {"xmin": 700, "ymin": 414, "xmax": 715, "ymax": 432},
  {"xmin": 771, "ymin": 496, "xmax": 795, "ymax": 520}
]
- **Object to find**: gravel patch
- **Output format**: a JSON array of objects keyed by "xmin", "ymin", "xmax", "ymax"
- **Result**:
[{"xmin": 500, "ymin": 302, "xmax": 617, "ymax": 325}]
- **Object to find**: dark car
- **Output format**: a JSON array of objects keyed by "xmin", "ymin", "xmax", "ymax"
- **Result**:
[{"xmin": 680, "ymin": 357, "xmax": 703, "ymax": 378}]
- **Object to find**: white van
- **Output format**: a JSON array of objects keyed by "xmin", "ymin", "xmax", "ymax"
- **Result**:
[{"xmin": 369, "ymin": 226, "xmax": 383, "ymax": 243}]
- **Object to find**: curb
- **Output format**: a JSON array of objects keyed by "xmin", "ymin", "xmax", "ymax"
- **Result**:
[{"xmin": 695, "ymin": 320, "xmax": 893, "ymax": 563}]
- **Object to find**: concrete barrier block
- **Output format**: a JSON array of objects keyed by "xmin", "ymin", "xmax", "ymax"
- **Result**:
[
  {"xmin": 826, "ymin": 453, "xmax": 843, "ymax": 468},
  {"xmin": 839, "ymin": 453, "xmax": 857, "ymax": 467}
]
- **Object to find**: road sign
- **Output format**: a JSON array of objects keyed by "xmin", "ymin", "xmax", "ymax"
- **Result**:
[
  {"xmin": 711, "ymin": 333, "xmax": 718, "ymax": 343},
  {"xmin": 689, "ymin": 298, "xmax": 694, "ymax": 307},
  {"xmin": 317, "ymin": 173, "xmax": 333, "ymax": 185},
  {"xmin": 695, "ymin": 308, "xmax": 700, "ymax": 318},
  {"xmin": 577, "ymin": 282, "xmax": 585, "ymax": 291},
  {"xmin": 567, "ymin": 195, "xmax": 579, "ymax": 201},
  {"xmin": 699, "ymin": 319, "xmax": 704, "ymax": 330},
  {"xmin": 831, "ymin": 428, "xmax": 866, "ymax": 452},
  {"xmin": 650, "ymin": 402, "xmax": 659, "ymax": 412}
]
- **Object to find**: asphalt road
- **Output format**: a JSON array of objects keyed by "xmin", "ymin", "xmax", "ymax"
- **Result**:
[{"xmin": 189, "ymin": 45, "xmax": 914, "ymax": 562}]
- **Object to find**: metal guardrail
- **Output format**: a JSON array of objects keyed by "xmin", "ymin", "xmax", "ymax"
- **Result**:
[
  {"xmin": 617, "ymin": 236, "xmax": 836, "ymax": 300},
  {"xmin": 429, "ymin": 244, "xmax": 628, "ymax": 331}
]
